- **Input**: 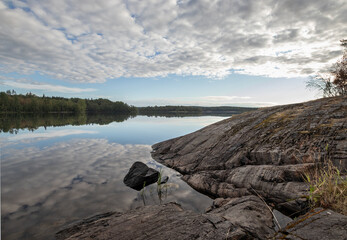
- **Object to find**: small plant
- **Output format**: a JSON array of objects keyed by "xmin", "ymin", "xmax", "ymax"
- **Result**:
[
  {"xmin": 304, "ymin": 159, "xmax": 347, "ymax": 215},
  {"xmin": 157, "ymin": 169, "xmax": 163, "ymax": 187},
  {"xmin": 140, "ymin": 181, "xmax": 147, "ymax": 205},
  {"xmin": 141, "ymin": 181, "xmax": 146, "ymax": 193}
]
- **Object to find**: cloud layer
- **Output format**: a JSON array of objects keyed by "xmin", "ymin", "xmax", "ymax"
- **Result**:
[
  {"xmin": 128, "ymin": 95, "xmax": 276, "ymax": 107},
  {"xmin": 1, "ymin": 78, "xmax": 97, "ymax": 93},
  {"xmin": 0, "ymin": 0, "xmax": 346, "ymax": 82}
]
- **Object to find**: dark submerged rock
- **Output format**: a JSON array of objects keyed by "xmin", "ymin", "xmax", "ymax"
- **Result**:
[
  {"xmin": 159, "ymin": 175, "xmax": 169, "ymax": 184},
  {"xmin": 123, "ymin": 162, "xmax": 159, "ymax": 191}
]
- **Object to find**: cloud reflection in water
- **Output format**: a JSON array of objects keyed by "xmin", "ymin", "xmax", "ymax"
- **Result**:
[
  {"xmin": 7, "ymin": 129, "xmax": 98, "ymax": 141},
  {"xmin": 1, "ymin": 138, "xmax": 212, "ymax": 240}
]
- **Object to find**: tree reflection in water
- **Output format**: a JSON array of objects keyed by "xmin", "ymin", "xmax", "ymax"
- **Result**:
[{"xmin": 0, "ymin": 113, "xmax": 135, "ymax": 133}]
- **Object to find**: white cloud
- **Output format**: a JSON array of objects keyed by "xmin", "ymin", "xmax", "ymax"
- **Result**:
[
  {"xmin": 2, "ymin": 80, "xmax": 97, "ymax": 93},
  {"xmin": 201, "ymin": 96, "xmax": 252, "ymax": 101},
  {"xmin": 128, "ymin": 95, "xmax": 276, "ymax": 107},
  {"xmin": 0, "ymin": 0, "xmax": 346, "ymax": 82}
]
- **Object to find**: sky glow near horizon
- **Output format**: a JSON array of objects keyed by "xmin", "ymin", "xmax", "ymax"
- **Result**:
[{"xmin": 0, "ymin": 0, "xmax": 346, "ymax": 107}]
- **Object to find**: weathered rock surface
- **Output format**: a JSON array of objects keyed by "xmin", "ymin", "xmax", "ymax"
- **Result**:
[
  {"xmin": 207, "ymin": 195, "xmax": 276, "ymax": 239},
  {"xmin": 56, "ymin": 202, "xmax": 347, "ymax": 240},
  {"xmin": 152, "ymin": 96, "xmax": 347, "ymax": 215},
  {"xmin": 56, "ymin": 202, "xmax": 230, "ymax": 240},
  {"xmin": 56, "ymin": 198, "xmax": 275, "ymax": 240},
  {"xmin": 274, "ymin": 208, "xmax": 347, "ymax": 239},
  {"xmin": 123, "ymin": 161, "xmax": 159, "ymax": 191}
]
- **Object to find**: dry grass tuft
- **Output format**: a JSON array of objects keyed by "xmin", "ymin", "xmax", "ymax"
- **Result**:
[{"xmin": 304, "ymin": 159, "xmax": 347, "ymax": 215}]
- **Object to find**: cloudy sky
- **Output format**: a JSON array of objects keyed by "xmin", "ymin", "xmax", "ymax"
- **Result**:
[{"xmin": 0, "ymin": 0, "xmax": 346, "ymax": 107}]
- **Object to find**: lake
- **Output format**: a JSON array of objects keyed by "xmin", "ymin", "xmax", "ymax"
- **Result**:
[{"xmin": 1, "ymin": 114, "xmax": 228, "ymax": 240}]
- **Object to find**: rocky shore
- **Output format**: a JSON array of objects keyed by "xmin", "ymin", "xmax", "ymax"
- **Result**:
[{"xmin": 57, "ymin": 96, "xmax": 347, "ymax": 239}]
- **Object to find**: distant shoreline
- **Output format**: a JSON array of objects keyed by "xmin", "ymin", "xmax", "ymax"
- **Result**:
[{"xmin": 1, "ymin": 91, "xmax": 256, "ymax": 115}]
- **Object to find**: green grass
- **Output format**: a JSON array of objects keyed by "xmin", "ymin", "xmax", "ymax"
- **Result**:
[
  {"xmin": 139, "ymin": 169, "xmax": 169, "ymax": 205},
  {"xmin": 156, "ymin": 169, "xmax": 168, "ymax": 204},
  {"xmin": 304, "ymin": 159, "xmax": 347, "ymax": 215}
]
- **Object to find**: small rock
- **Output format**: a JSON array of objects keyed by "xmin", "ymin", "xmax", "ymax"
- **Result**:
[{"xmin": 273, "ymin": 209, "xmax": 293, "ymax": 231}]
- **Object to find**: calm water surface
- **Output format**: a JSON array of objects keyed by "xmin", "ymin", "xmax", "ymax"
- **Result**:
[{"xmin": 1, "ymin": 115, "xmax": 227, "ymax": 240}]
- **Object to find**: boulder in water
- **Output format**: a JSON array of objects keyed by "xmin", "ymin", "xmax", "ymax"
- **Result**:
[{"xmin": 123, "ymin": 162, "xmax": 159, "ymax": 191}]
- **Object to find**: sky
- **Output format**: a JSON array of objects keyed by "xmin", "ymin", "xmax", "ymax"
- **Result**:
[{"xmin": 0, "ymin": 0, "xmax": 346, "ymax": 107}]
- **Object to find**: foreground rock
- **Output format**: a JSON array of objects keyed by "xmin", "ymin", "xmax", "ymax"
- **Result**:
[
  {"xmin": 207, "ymin": 195, "xmax": 275, "ymax": 239},
  {"xmin": 274, "ymin": 208, "xmax": 347, "ymax": 239},
  {"xmin": 123, "ymin": 162, "xmax": 159, "ymax": 191},
  {"xmin": 56, "ymin": 198, "xmax": 275, "ymax": 240},
  {"xmin": 152, "ymin": 96, "xmax": 347, "ymax": 215},
  {"xmin": 56, "ymin": 202, "xmax": 229, "ymax": 240},
  {"xmin": 56, "ymin": 202, "xmax": 347, "ymax": 240}
]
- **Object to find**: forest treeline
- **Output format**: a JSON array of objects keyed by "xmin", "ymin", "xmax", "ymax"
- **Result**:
[
  {"xmin": 138, "ymin": 105, "xmax": 203, "ymax": 114},
  {"xmin": 0, "ymin": 90, "xmax": 256, "ymax": 120},
  {"xmin": 138, "ymin": 105, "xmax": 256, "ymax": 116},
  {"xmin": 0, "ymin": 91, "xmax": 137, "ymax": 114}
]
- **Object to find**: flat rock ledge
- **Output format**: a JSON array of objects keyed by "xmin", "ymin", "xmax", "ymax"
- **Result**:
[
  {"xmin": 56, "ymin": 197, "xmax": 274, "ymax": 240},
  {"xmin": 55, "ymin": 202, "xmax": 234, "ymax": 240},
  {"xmin": 56, "ymin": 202, "xmax": 347, "ymax": 240}
]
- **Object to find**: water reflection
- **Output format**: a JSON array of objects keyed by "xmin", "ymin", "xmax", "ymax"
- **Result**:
[
  {"xmin": 135, "ymin": 182, "xmax": 177, "ymax": 207},
  {"xmin": 0, "ymin": 112, "xmax": 231, "ymax": 134},
  {"xmin": 1, "ymin": 138, "xmax": 213, "ymax": 240},
  {"xmin": 6, "ymin": 129, "xmax": 97, "ymax": 142},
  {"xmin": 1, "ymin": 115, "xmax": 228, "ymax": 240},
  {"xmin": 0, "ymin": 113, "xmax": 135, "ymax": 133}
]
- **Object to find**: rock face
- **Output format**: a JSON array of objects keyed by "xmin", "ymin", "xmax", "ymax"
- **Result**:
[
  {"xmin": 123, "ymin": 162, "xmax": 159, "ymax": 191},
  {"xmin": 152, "ymin": 96, "xmax": 347, "ymax": 215}
]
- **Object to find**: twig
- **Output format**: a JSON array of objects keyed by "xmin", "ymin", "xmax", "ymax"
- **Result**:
[{"xmin": 251, "ymin": 187, "xmax": 281, "ymax": 230}]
